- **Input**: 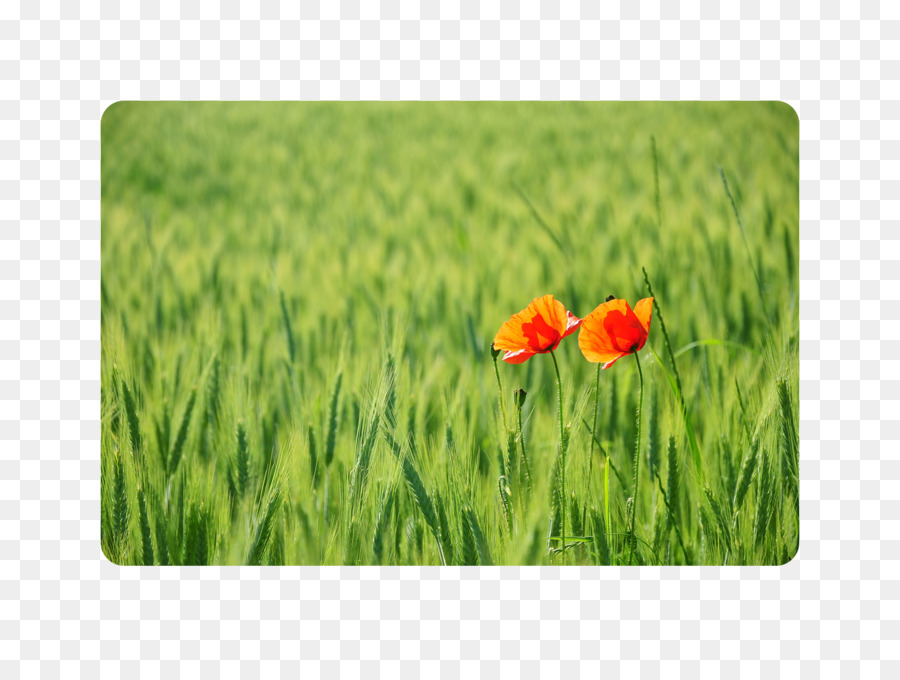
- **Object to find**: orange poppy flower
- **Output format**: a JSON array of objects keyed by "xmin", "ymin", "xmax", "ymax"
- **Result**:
[
  {"xmin": 578, "ymin": 296, "xmax": 654, "ymax": 368},
  {"xmin": 492, "ymin": 294, "xmax": 582, "ymax": 364}
]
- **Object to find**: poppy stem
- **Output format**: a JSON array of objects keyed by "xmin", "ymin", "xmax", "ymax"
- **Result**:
[
  {"xmin": 491, "ymin": 352, "xmax": 516, "ymax": 482},
  {"xmin": 549, "ymin": 349, "xmax": 566, "ymax": 565},
  {"xmin": 515, "ymin": 394, "xmax": 533, "ymax": 502},
  {"xmin": 626, "ymin": 351, "xmax": 645, "ymax": 566},
  {"xmin": 584, "ymin": 363, "xmax": 601, "ymax": 547},
  {"xmin": 587, "ymin": 364, "xmax": 601, "ymax": 497}
]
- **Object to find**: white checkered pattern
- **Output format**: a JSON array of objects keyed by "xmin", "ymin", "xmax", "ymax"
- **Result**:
[{"xmin": 0, "ymin": 1, "xmax": 896, "ymax": 677}]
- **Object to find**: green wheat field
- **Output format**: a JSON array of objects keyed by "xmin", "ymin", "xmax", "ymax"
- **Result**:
[{"xmin": 101, "ymin": 102, "xmax": 799, "ymax": 566}]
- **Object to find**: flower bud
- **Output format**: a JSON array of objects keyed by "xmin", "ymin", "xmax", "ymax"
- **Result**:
[
  {"xmin": 490, "ymin": 342, "xmax": 502, "ymax": 360},
  {"xmin": 514, "ymin": 388, "xmax": 527, "ymax": 409}
]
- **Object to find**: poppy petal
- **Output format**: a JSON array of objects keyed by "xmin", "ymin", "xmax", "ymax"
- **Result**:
[
  {"xmin": 562, "ymin": 310, "xmax": 582, "ymax": 339},
  {"xmin": 632, "ymin": 297, "xmax": 653, "ymax": 352},
  {"xmin": 493, "ymin": 305, "xmax": 537, "ymax": 352},
  {"xmin": 633, "ymin": 297, "xmax": 653, "ymax": 334},
  {"xmin": 601, "ymin": 352, "xmax": 630, "ymax": 369},
  {"xmin": 578, "ymin": 297, "xmax": 647, "ymax": 367},
  {"xmin": 501, "ymin": 348, "xmax": 536, "ymax": 364},
  {"xmin": 493, "ymin": 320, "xmax": 528, "ymax": 352},
  {"xmin": 493, "ymin": 294, "xmax": 573, "ymax": 356},
  {"xmin": 579, "ymin": 339, "xmax": 629, "ymax": 368},
  {"xmin": 602, "ymin": 300, "xmax": 646, "ymax": 354},
  {"xmin": 526, "ymin": 294, "xmax": 569, "ymax": 347},
  {"xmin": 578, "ymin": 314, "xmax": 629, "ymax": 367}
]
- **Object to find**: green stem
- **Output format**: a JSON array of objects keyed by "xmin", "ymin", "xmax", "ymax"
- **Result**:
[
  {"xmin": 492, "ymin": 354, "xmax": 514, "ymax": 479},
  {"xmin": 516, "ymin": 399, "xmax": 532, "ymax": 502},
  {"xmin": 584, "ymin": 363, "xmax": 601, "ymax": 540},
  {"xmin": 626, "ymin": 351, "xmax": 644, "ymax": 566},
  {"xmin": 587, "ymin": 365, "xmax": 601, "ymax": 486},
  {"xmin": 549, "ymin": 350, "xmax": 566, "ymax": 565},
  {"xmin": 604, "ymin": 455, "xmax": 612, "ymax": 565}
]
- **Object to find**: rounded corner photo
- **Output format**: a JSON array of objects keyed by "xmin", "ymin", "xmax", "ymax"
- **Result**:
[{"xmin": 100, "ymin": 102, "xmax": 799, "ymax": 566}]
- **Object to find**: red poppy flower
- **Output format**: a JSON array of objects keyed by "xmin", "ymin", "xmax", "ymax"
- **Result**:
[
  {"xmin": 578, "ymin": 297, "xmax": 654, "ymax": 368},
  {"xmin": 492, "ymin": 295, "xmax": 582, "ymax": 364}
]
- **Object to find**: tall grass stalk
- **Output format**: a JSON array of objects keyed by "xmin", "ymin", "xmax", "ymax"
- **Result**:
[
  {"xmin": 234, "ymin": 422, "xmax": 250, "ymax": 499},
  {"xmin": 604, "ymin": 455, "xmax": 612, "ymax": 564},
  {"xmin": 664, "ymin": 435, "xmax": 680, "ymax": 556},
  {"xmin": 121, "ymin": 377, "xmax": 142, "ymax": 458},
  {"xmin": 626, "ymin": 352, "xmax": 644, "ymax": 565},
  {"xmin": 776, "ymin": 378, "xmax": 799, "ymax": 500},
  {"xmin": 279, "ymin": 290, "xmax": 296, "ymax": 365},
  {"xmin": 324, "ymin": 370, "xmax": 343, "ymax": 468},
  {"xmin": 138, "ymin": 487, "xmax": 154, "ymax": 565},
  {"xmin": 651, "ymin": 135, "xmax": 662, "ymax": 229},
  {"xmin": 719, "ymin": 167, "xmax": 770, "ymax": 325},
  {"xmin": 372, "ymin": 486, "xmax": 395, "ymax": 565},
  {"xmin": 168, "ymin": 387, "xmax": 197, "ymax": 477},
  {"xmin": 490, "ymin": 344, "xmax": 510, "ymax": 431},
  {"xmin": 113, "ymin": 448, "xmax": 129, "ymax": 562},
  {"xmin": 642, "ymin": 267, "xmax": 702, "ymax": 478},
  {"xmin": 490, "ymin": 345, "xmax": 516, "ymax": 488},
  {"xmin": 247, "ymin": 489, "xmax": 282, "ymax": 566},
  {"xmin": 307, "ymin": 422, "xmax": 319, "ymax": 488},
  {"xmin": 465, "ymin": 506, "xmax": 494, "ymax": 566},
  {"xmin": 514, "ymin": 388, "xmax": 532, "ymax": 502},
  {"xmin": 753, "ymin": 447, "xmax": 775, "ymax": 552},
  {"xmin": 401, "ymin": 452, "xmax": 446, "ymax": 566},
  {"xmin": 654, "ymin": 472, "xmax": 689, "ymax": 564}
]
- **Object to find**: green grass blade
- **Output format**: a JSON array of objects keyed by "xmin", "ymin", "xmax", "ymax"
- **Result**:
[
  {"xmin": 168, "ymin": 387, "xmax": 197, "ymax": 477},
  {"xmin": 121, "ymin": 378, "xmax": 142, "ymax": 458},
  {"xmin": 511, "ymin": 182, "xmax": 569, "ymax": 256},
  {"xmin": 646, "ymin": 345, "xmax": 701, "ymax": 475},
  {"xmin": 674, "ymin": 338, "xmax": 759, "ymax": 358},
  {"xmin": 324, "ymin": 370, "xmax": 343, "ymax": 468},
  {"xmin": 464, "ymin": 507, "xmax": 493, "ymax": 566},
  {"xmin": 138, "ymin": 487, "xmax": 154, "ymax": 566},
  {"xmin": 247, "ymin": 489, "xmax": 283, "ymax": 566},
  {"xmin": 279, "ymin": 291, "xmax": 296, "ymax": 365}
]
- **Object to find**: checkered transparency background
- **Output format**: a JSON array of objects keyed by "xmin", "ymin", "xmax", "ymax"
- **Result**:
[{"xmin": 0, "ymin": 0, "xmax": 895, "ymax": 677}]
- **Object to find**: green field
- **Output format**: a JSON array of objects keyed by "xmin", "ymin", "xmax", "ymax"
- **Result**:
[{"xmin": 101, "ymin": 102, "xmax": 799, "ymax": 566}]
